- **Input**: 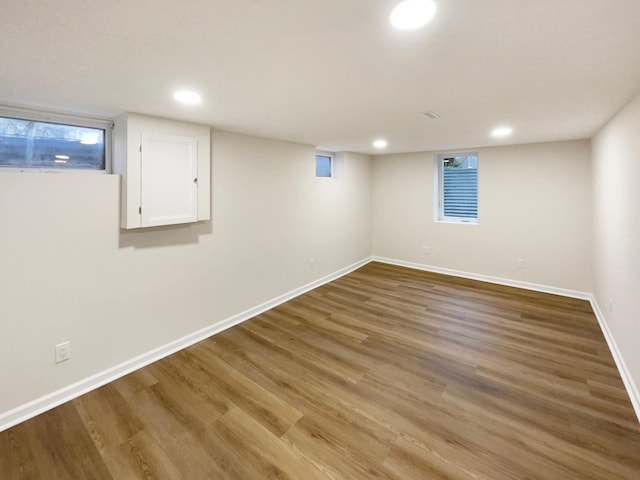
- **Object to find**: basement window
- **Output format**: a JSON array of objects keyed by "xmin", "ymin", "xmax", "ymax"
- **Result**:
[
  {"xmin": 0, "ymin": 107, "xmax": 111, "ymax": 172},
  {"xmin": 435, "ymin": 152, "xmax": 478, "ymax": 223},
  {"xmin": 315, "ymin": 152, "xmax": 333, "ymax": 178}
]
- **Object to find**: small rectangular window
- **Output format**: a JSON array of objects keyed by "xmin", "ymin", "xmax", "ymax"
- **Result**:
[
  {"xmin": 315, "ymin": 152, "xmax": 333, "ymax": 178},
  {"xmin": 0, "ymin": 108, "xmax": 110, "ymax": 172},
  {"xmin": 435, "ymin": 152, "xmax": 478, "ymax": 223}
]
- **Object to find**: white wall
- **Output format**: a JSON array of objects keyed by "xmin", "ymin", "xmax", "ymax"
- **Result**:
[
  {"xmin": 0, "ymin": 130, "xmax": 372, "ymax": 418},
  {"xmin": 592, "ymin": 92, "xmax": 640, "ymax": 401},
  {"xmin": 371, "ymin": 140, "xmax": 593, "ymax": 294},
  {"xmin": 10, "ymin": 118, "xmax": 639, "ymax": 425}
]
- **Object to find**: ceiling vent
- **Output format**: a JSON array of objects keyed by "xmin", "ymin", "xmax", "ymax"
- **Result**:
[{"xmin": 422, "ymin": 111, "xmax": 441, "ymax": 120}]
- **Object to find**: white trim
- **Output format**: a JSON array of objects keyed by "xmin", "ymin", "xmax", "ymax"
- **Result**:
[
  {"xmin": 4, "ymin": 255, "xmax": 638, "ymax": 431},
  {"xmin": 0, "ymin": 257, "xmax": 370, "ymax": 432},
  {"xmin": 589, "ymin": 298, "xmax": 640, "ymax": 423},
  {"xmin": 434, "ymin": 219, "xmax": 479, "ymax": 226},
  {"xmin": 372, "ymin": 256, "xmax": 591, "ymax": 299},
  {"xmin": 0, "ymin": 104, "xmax": 113, "ymax": 129}
]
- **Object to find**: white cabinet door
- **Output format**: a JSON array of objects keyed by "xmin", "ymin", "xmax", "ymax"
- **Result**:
[{"xmin": 140, "ymin": 132, "xmax": 198, "ymax": 227}]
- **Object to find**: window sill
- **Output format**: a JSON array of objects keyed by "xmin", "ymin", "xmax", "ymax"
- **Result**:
[
  {"xmin": 0, "ymin": 167, "xmax": 109, "ymax": 174},
  {"xmin": 435, "ymin": 219, "xmax": 479, "ymax": 225}
]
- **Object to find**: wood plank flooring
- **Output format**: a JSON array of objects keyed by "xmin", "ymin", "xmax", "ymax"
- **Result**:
[{"xmin": 2, "ymin": 262, "xmax": 640, "ymax": 479}]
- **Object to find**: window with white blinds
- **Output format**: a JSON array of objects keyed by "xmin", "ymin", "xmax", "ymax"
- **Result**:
[{"xmin": 435, "ymin": 152, "xmax": 478, "ymax": 223}]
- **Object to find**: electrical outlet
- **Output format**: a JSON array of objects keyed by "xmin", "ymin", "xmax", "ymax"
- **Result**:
[
  {"xmin": 308, "ymin": 258, "xmax": 315, "ymax": 270},
  {"xmin": 517, "ymin": 258, "xmax": 526, "ymax": 269},
  {"xmin": 422, "ymin": 246, "xmax": 431, "ymax": 255},
  {"xmin": 55, "ymin": 341, "xmax": 71, "ymax": 363},
  {"xmin": 608, "ymin": 298, "xmax": 614, "ymax": 313}
]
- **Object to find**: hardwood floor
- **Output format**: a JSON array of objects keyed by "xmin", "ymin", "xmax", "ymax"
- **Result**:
[{"xmin": 2, "ymin": 262, "xmax": 640, "ymax": 479}]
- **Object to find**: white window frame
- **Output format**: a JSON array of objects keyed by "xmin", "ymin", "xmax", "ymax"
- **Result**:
[
  {"xmin": 315, "ymin": 151, "xmax": 334, "ymax": 178},
  {"xmin": 434, "ymin": 151, "xmax": 479, "ymax": 224},
  {"xmin": 0, "ymin": 105, "xmax": 113, "ymax": 174}
]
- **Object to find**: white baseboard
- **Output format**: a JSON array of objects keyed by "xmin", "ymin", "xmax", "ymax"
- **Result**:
[
  {"xmin": 371, "ymin": 256, "xmax": 640, "ymax": 424},
  {"xmin": 0, "ymin": 257, "xmax": 371, "ymax": 432},
  {"xmin": 371, "ymin": 256, "xmax": 591, "ymax": 300},
  {"xmin": 5, "ymin": 256, "xmax": 638, "ymax": 431},
  {"xmin": 589, "ymin": 298, "xmax": 640, "ymax": 423}
]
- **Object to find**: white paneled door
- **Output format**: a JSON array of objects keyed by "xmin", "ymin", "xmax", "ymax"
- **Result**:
[{"xmin": 140, "ymin": 132, "xmax": 198, "ymax": 227}]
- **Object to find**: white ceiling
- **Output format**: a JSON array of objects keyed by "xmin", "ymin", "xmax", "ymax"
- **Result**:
[{"xmin": 2, "ymin": 0, "xmax": 640, "ymax": 154}]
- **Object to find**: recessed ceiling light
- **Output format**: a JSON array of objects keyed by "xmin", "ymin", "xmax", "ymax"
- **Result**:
[
  {"xmin": 174, "ymin": 90, "xmax": 202, "ymax": 105},
  {"xmin": 491, "ymin": 126, "xmax": 513, "ymax": 138},
  {"xmin": 373, "ymin": 139, "xmax": 388, "ymax": 149},
  {"xmin": 390, "ymin": 0, "xmax": 437, "ymax": 31}
]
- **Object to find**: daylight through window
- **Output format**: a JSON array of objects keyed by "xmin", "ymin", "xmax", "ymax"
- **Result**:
[
  {"xmin": 435, "ymin": 152, "xmax": 478, "ymax": 223},
  {"xmin": 315, "ymin": 153, "xmax": 333, "ymax": 178},
  {"xmin": 0, "ymin": 115, "xmax": 106, "ymax": 171}
]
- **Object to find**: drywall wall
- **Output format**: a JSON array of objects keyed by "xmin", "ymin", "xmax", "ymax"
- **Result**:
[
  {"xmin": 592, "ymin": 92, "xmax": 640, "ymax": 402},
  {"xmin": 371, "ymin": 140, "xmax": 593, "ymax": 293},
  {"xmin": 0, "ymin": 130, "xmax": 372, "ymax": 418}
]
